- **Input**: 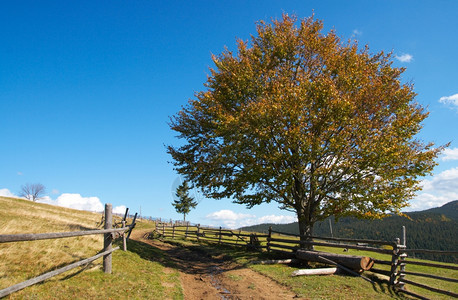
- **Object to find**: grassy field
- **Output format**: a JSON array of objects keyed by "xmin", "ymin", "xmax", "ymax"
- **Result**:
[
  {"xmin": 0, "ymin": 196, "xmax": 182, "ymax": 299},
  {"xmin": 158, "ymin": 224, "xmax": 457, "ymax": 299},
  {"xmin": 1, "ymin": 196, "xmax": 456, "ymax": 299}
]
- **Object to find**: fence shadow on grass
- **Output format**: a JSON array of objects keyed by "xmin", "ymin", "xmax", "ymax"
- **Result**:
[
  {"xmin": 364, "ymin": 274, "xmax": 404, "ymax": 299},
  {"xmin": 125, "ymin": 238, "xmax": 176, "ymax": 268},
  {"xmin": 126, "ymin": 237, "xmax": 247, "ymax": 276}
]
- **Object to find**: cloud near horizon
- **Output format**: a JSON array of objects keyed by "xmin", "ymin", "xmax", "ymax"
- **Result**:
[
  {"xmin": 408, "ymin": 167, "xmax": 458, "ymax": 211},
  {"xmin": 205, "ymin": 209, "xmax": 296, "ymax": 228},
  {"xmin": 40, "ymin": 193, "xmax": 105, "ymax": 212},
  {"xmin": 0, "ymin": 188, "xmax": 125, "ymax": 213},
  {"xmin": 0, "ymin": 188, "xmax": 17, "ymax": 198}
]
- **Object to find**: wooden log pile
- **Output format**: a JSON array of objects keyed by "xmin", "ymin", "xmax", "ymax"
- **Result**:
[{"xmin": 296, "ymin": 250, "xmax": 374, "ymax": 273}]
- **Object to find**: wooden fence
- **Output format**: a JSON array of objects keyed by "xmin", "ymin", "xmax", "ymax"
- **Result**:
[
  {"xmin": 0, "ymin": 204, "xmax": 137, "ymax": 298},
  {"xmin": 153, "ymin": 222, "xmax": 268, "ymax": 250},
  {"xmin": 396, "ymin": 248, "xmax": 458, "ymax": 299},
  {"xmin": 155, "ymin": 223, "xmax": 457, "ymax": 299}
]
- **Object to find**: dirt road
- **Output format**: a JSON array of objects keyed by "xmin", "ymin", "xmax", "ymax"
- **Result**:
[{"xmin": 131, "ymin": 230, "xmax": 300, "ymax": 299}]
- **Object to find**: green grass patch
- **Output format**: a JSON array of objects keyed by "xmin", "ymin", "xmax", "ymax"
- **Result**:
[
  {"xmin": 7, "ymin": 242, "xmax": 182, "ymax": 299},
  {"xmin": 162, "ymin": 235, "xmax": 458, "ymax": 299}
]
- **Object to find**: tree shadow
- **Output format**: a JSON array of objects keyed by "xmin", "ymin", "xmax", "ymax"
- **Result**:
[
  {"xmin": 126, "ymin": 237, "xmax": 246, "ymax": 275},
  {"xmin": 126, "ymin": 235, "xmax": 414, "ymax": 299}
]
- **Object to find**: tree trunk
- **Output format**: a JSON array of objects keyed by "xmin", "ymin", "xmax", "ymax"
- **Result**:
[{"xmin": 297, "ymin": 210, "xmax": 314, "ymax": 250}]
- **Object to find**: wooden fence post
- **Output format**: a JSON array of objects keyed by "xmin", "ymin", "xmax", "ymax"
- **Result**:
[
  {"xmin": 196, "ymin": 224, "xmax": 200, "ymax": 242},
  {"xmin": 122, "ymin": 207, "xmax": 129, "ymax": 222},
  {"xmin": 390, "ymin": 238, "xmax": 399, "ymax": 285},
  {"xmin": 126, "ymin": 213, "xmax": 137, "ymax": 241},
  {"xmin": 172, "ymin": 225, "xmax": 175, "ymax": 239},
  {"xmin": 162, "ymin": 223, "xmax": 165, "ymax": 238},
  {"xmin": 122, "ymin": 220, "xmax": 127, "ymax": 251},
  {"xmin": 103, "ymin": 203, "xmax": 113, "ymax": 274},
  {"xmin": 402, "ymin": 226, "xmax": 406, "ymax": 247},
  {"xmin": 219, "ymin": 227, "xmax": 222, "ymax": 245},
  {"xmin": 398, "ymin": 226, "xmax": 407, "ymax": 290},
  {"xmin": 389, "ymin": 228, "xmax": 408, "ymax": 289},
  {"xmin": 267, "ymin": 226, "xmax": 272, "ymax": 253}
]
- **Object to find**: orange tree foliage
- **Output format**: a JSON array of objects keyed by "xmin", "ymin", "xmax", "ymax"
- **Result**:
[{"xmin": 167, "ymin": 15, "xmax": 445, "ymax": 240}]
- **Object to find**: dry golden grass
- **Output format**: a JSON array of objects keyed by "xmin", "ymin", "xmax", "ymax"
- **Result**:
[
  {"xmin": 0, "ymin": 196, "xmax": 183, "ymax": 299},
  {"xmin": 0, "ymin": 196, "xmax": 105, "ymax": 289}
]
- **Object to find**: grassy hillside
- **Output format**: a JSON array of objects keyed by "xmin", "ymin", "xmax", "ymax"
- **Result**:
[
  {"xmin": 240, "ymin": 201, "xmax": 458, "ymax": 263},
  {"xmin": 0, "ymin": 196, "xmax": 182, "ymax": 299},
  {"xmin": 2, "ymin": 196, "xmax": 455, "ymax": 299}
]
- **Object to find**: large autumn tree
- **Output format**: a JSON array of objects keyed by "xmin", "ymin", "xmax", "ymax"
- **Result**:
[{"xmin": 167, "ymin": 15, "xmax": 445, "ymax": 243}]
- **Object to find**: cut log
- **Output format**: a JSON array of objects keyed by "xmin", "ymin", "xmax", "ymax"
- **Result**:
[
  {"xmin": 291, "ymin": 267, "xmax": 338, "ymax": 277},
  {"xmin": 296, "ymin": 250, "xmax": 374, "ymax": 272},
  {"xmin": 251, "ymin": 259, "xmax": 300, "ymax": 265}
]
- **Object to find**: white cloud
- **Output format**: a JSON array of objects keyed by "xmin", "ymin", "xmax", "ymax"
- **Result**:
[
  {"xmin": 42, "ymin": 193, "xmax": 105, "ymax": 212},
  {"xmin": 258, "ymin": 215, "xmax": 297, "ymax": 224},
  {"xmin": 113, "ymin": 205, "xmax": 127, "ymax": 215},
  {"xmin": 421, "ymin": 167, "xmax": 458, "ymax": 193},
  {"xmin": 38, "ymin": 193, "xmax": 105, "ymax": 212},
  {"xmin": 206, "ymin": 209, "xmax": 296, "ymax": 228},
  {"xmin": 352, "ymin": 29, "xmax": 362, "ymax": 37},
  {"xmin": 2, "ymin": 188, "xmax": 127, "ymax": 214},
  {"xmin": 206, "ymin": 210, "xmax": 255, "ymax": 228},
  {"xmin": 441, "ymin": 148, "xmax": 458, "ymax": 161},
  {"xmin": 408, "ymin": 167, "xmax": 458, "ymax": 211},
  {"xmin": 439, "ymin": 93, "xmax": 458, "ymax": 109},
  {"xmin": 395, "ymin": 53, "xmax": 413, "ymax": 63},
  {"xmin": 0, "ymin": 188, "xmax": 17, "ymax": 198},
  {"xmin": 37, "ymin": 195, "xmax": 54, "ymax": 205},
  {"xmin": 408, "ymin": 192, "xmax": 458, "ymax": 211}
]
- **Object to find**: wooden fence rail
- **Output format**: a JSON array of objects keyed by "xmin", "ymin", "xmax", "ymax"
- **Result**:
[
  {"xmin": 156, "ymin": 222, "xmax": 456, "ymax": 299},
  {"xmin": 0, "ymin": 247, "xmax": 120, "ymax": 298},
  {"xmin": 0, "ymin": 227, "xmax": 131, "ymax": 243},
  {"xmin": 154, "ymin": 223, "xmax": 268, "ymax": 249},
  {"xmin": 269, "ymin": 226, "xmax": 457, "ymax": 299},
  {"xmin": 0, "ymin": 204, "xmax": 137, "ymax": 298},
  {"xmin": 394, "ymin": 251, "xmax": 458, "ymax": 299}
]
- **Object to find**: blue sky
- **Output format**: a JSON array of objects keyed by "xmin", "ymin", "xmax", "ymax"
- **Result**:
[{"xmin": 1, "ymin": 1, "xmax": 457, "ymax": 228}]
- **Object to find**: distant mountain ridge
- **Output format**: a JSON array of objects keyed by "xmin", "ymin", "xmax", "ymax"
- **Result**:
[
  {"xmin": 416, "ymin": 200, "xmax": 458, "ymax": 220},
  {"xmin": 240, "ymin": 201, "xmax": 458, "ymax": 263}
]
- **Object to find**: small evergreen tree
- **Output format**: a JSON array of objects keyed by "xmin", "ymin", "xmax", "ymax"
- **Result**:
[{"xmin": 172, "ymin": 180, "xmax": 198, "ymax": 222}]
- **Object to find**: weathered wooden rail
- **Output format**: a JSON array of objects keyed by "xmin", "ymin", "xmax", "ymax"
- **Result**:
[
  {"xmin": 267, "ymin": 226, "xmax": 457, "ymax": 299},
  {"xmin": 154, "ymin": 223, "xmax": 268, "ymax": 249},
  {"xmin": 0, "ymin": 204, "xmax": 137, "ymax": 298},
  {"xmin": 156, "ymin": 222, "xmax": 457, "ymax": 299},
  {"xmin": 395, "ymin": 248, "xmax": 458, "ymax": 299}
]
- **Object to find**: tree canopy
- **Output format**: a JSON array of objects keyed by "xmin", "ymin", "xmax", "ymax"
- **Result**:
[{"xmin": 167, "ymin": 15, "xmax": 445, "ymax": 239}]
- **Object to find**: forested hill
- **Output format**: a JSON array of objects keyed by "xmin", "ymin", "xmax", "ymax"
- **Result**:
[{"xmin": 240, "ymin": 201, "xmax": 458, "ymax": 263}]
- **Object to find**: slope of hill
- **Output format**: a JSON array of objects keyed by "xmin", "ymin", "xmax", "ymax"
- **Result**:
[
  {"xmin": 0, "ymin": 196, "xmax": 182, "ymax": 299},
  {"xmin": 240, "ymin": 201, "xmax": 458, "ymax": 263},
  {"xmin": 416, "ymin": 200, "xmax": 458, "ymax": 220}
]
